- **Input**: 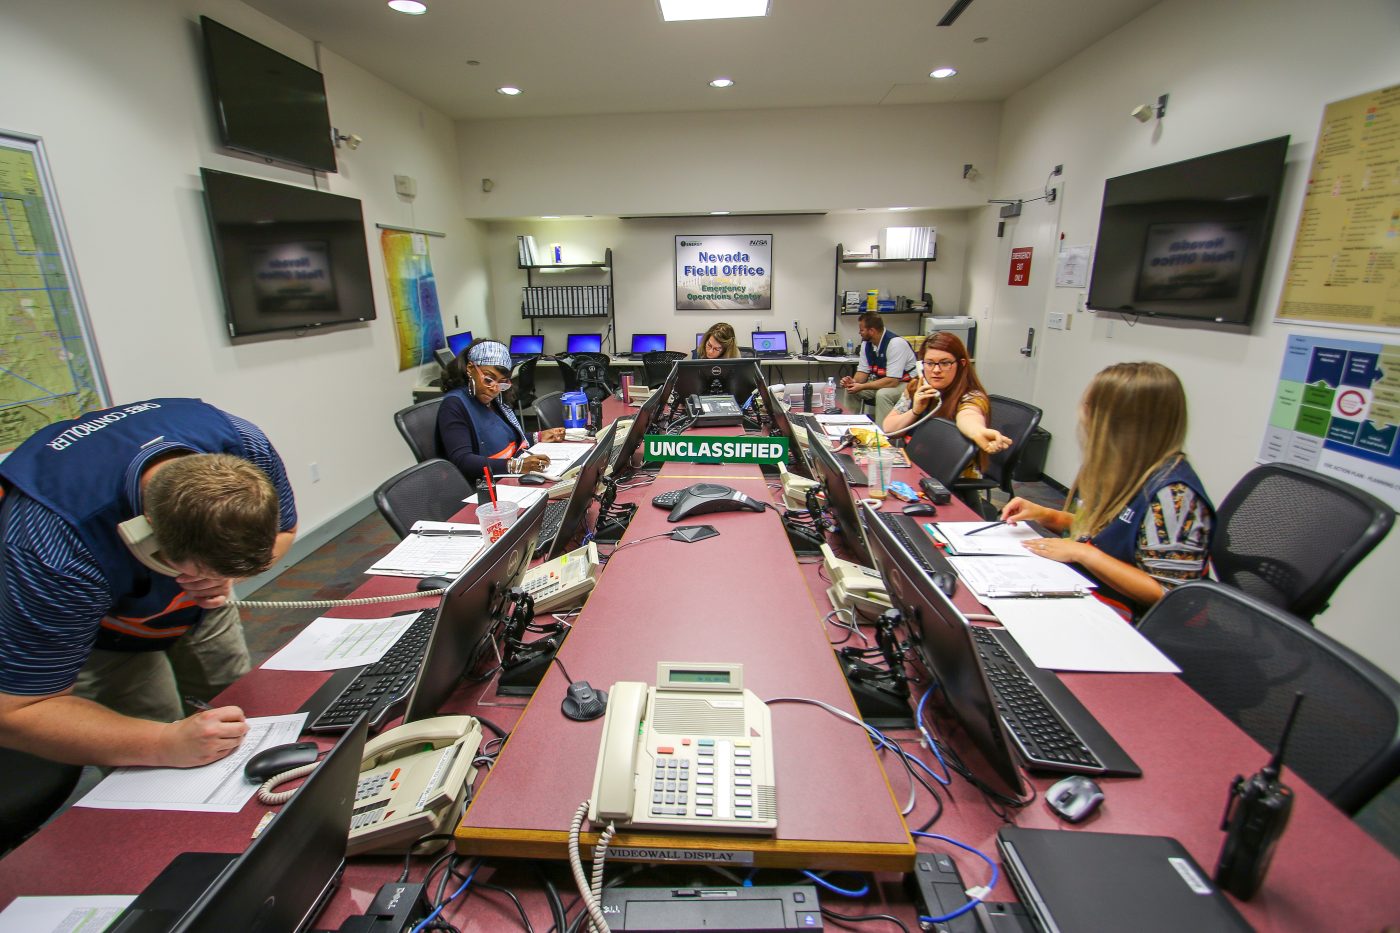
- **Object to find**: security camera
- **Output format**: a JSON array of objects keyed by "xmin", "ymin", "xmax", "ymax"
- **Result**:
[{"xmin": 1131, "ymin": 104, "xmax": 1154, "ymax": 123}]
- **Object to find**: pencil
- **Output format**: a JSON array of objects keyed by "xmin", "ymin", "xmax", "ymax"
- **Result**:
[{"xmin": 962, "ymin": 521, "xmax": 1007, "ymax": 536}]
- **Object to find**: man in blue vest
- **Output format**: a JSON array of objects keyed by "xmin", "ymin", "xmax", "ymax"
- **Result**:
[
  {"xmin": 838, "ymin": 312, "xmax": 918, "ymax": 423},
  {"xmin": 0, "ymin": 399, "xmax": 297, "ymax": 768}
]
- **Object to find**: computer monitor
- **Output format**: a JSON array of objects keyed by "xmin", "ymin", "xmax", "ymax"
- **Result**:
[
  {"xmin": 751, "ymin": 330, "xmax": 789, "ymax": 355},
  {"xmin": 696, "ymin": 332, "xmax": 706, "ymax": 350},
  {"xmin": 545, "ymin": 421, "xmax": 618, "ymax": 560},
  {"xmin": 433, "ymin": 347, "xmax": 455, "ymax": 370},
  {"xmin": 609, "ymin": 365, "xmax": 675, "ymax": 479},
  {"xmin": 111, "ymin": 715, "xmax": 369, "ymax": 933},
  {"xmin": 402, "ymin": 496, "xmax": 548, "ymax": 723},
  {"xmin": 446, "ymin": 331, "xmax": 474, "ymax": 356},
  {"xmin": 509, "ymin": 334, "xmax": 545, "ymax": 358},
  {"xmin": 765, "ymin": 385, "xmax": 812, "ymax": 480},
  {"xmin": 671, "ymin": 357, "xmax": 763, "ymax": 407},
  {"xmin": 630, "ymin": 333, "xmax": 667, "ymax": 355},
  {"xmin": 857, "ymin": 499, "xmax": 1027, "ymax": 801},
  {"xmin": 567, "ymin": 333, "xmax": 602, "ymax": 354},
  {"xmin": 805, "ymin": 424, "xmax": 871, "ymax": 565}
]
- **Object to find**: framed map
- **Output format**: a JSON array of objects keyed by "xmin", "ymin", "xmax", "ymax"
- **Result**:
[{"xmin": 0, "ymin": 130, "xmax": 108, "ymax": 458}]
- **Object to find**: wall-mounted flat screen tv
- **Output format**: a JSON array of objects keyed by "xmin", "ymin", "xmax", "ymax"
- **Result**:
[
  {"xmin": 1086, "ymin": 136, "xmax": 1289, "ymax": 326},
  {"xmin": 201, "ymin": 168, "xmax": 376, "ymax": 337},
  {"xmin": 201, "ymin": 16, "xmax": 337, "ymax": 173}
]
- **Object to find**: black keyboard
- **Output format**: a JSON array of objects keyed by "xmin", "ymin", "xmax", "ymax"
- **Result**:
[
  {"xmin": 534, "ymin": 499, "xmax": 568, "ymax": 555},
  {"xmin": 970, "ymin": 626, "xmax": 1141, "ymax": 776},
  {"xmin": 308, "ymin": 611, "xmax": 435, "ymax": 732}
]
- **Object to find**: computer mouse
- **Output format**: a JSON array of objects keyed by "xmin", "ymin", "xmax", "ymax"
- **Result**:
[
  {"xmin": 517, "ymin": 473, "xmax": 549, "ymax": 486},
  {"xmin": 561, "ymin": 681, "xmax": 608, "ymax": 722},
  {"xmin": 903, "ymin": 503, "xmax": 937, "ymax": 517},
  {"xmin": 244, "ymin": 741, "xmax": 320, "ymax": 783},
  {"xmin": 1046, "ymin": 774, "xmax": 1105, "ymax": 822},
  {"xmin": 417, "ymin": 576, "xmax": 453, "ymax": 592},
  {"xmin": 932, "ymin": 571, "xmax": 957, "ymax": 598}
]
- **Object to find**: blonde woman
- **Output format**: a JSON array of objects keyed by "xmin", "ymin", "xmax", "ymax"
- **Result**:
[
  {"xmin": 1000, "ymin": 362, "xmax": 1214, "ymax": 619},
  {"xmin": 694, "ymin": 322, "xmax": 740, "ymax": 359}
]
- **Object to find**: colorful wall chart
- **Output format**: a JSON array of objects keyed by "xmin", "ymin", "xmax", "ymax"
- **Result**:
[
  {"xmin": 380, "ymin": 229, "xmax": 445, "ymax": 371},
  {"xmin": 1260, "ymin": 333, "xmax": 1400, "ymax": 508}
]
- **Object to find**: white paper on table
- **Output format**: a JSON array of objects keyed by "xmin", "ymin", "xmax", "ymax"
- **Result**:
[
  {"xmin": 947, "ymin": 554, "xmax": 1095, "ymax": 598},
  {"xmin": 524, "ymin": 442, "xmax": 593, "ymax": 478},
  {"xmin": 465, "ymin": 485, "xmax": 545, "ymax": 508},
  {"xmin": 261, "ymin": 612, "xmax": 422, "ymax": 671},
  {"xmin": 0, "ymin": 895, "xmax": 137, "ymax": 932},
  {"xmin": 986, "ymin": 598, "xmax": 1181, "ymax": 674},
  {"xmin": 367, "ymin": 527, "xmax": 485, "ymax": 577},
  {"xmin": 932, "ymin": 521, "xmax": 1044, "ymax": 555},
  {"xmin": 814, "ymin": 413, "xmax": 875, "ymax": 438},
  {"xmin": 76, "ymin": 713, "xmax": 308, "ymax": 813}
]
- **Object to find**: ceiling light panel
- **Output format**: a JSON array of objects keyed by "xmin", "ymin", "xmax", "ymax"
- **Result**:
[{"xmin": 659, "ymin": 0, "xmax": 771, "ymax": 22}]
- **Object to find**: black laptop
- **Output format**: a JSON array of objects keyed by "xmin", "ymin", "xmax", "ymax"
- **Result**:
[{"xmin": 110, "ymin": 715, "xmax": 369, "ymax": 933}]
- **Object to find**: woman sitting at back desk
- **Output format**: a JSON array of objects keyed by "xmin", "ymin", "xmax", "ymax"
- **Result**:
[
  {"xmin": 1000, "ymin": 361, "xmax": 1214, "ymax": 619},
  {"xmin": 438, "ymin": 339, "xmax": 565, "ymax": 482},
  {"xmin": 694, "ymin": 322, "xmax": 740, "ymax": 359}
]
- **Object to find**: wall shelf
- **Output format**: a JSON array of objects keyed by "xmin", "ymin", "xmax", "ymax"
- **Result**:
[
  {"xmin": 833, "ymin": 243, "xmax": 933, "ymax": 329},
  {"xmin": 517, "ymin": 248, "xmax": 616, "ymax": 351}
]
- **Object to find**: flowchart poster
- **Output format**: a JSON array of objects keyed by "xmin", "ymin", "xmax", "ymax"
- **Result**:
[{"xmin": 1260, "ymin": 333, "xmax": 1400, "ymax": 508}]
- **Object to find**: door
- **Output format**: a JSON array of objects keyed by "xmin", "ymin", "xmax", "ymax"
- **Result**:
[{"xmin": 976, "ymin": 196, "xmax": 1062, "ymax": 402}]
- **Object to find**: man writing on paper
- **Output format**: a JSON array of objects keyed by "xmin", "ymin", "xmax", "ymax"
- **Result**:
[
  {"xmin": 838, "ymin": 312, "xmax": 918, "ymax": 423},
  {"xmin": 0, "ymin": 399, "xmax": 297, "ymax": 771}
]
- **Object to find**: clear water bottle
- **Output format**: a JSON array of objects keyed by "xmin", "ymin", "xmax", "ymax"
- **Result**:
[
  {"xmin": 845, "ymin": 337, "xmax": 854, "ymax": 355},
  {"xmin": 824, "ymin": 377, "xmax": 837, "ymax": 412}
]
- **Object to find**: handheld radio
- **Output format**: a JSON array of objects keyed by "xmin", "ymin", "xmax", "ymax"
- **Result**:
[{"xmin": 1214, "ymin": 692, "xmax": 1303, "ymax": 899}]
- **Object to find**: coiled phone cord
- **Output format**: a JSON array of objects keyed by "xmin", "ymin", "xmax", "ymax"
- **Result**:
[
  {"xmin": 568, "ymin": 800, "xmax": 612, "ymax": 933},
  {"xmin": 227, "ymin": 589, "xmax": 446, "ymax": 610}
]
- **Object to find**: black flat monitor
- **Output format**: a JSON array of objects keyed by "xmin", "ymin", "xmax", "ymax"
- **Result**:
[
  {"xmin": 766, "ymin": 386, "xmax": 812, "ymax": 480},
  {"xmin": 857, "ymin": 500, "xmax": 1026, "ymax": 801},
  {"xmin": 805, "ymin": 425, "xmax": 871, "ymax": 565},
  {"xmin": 630, "ymin": 333, "xmax": 667, "ymax": 355},
  {"xmin": 545, "ymin": 422, "xmax": 618, "ymax": 560},
  {"xmin": 695, "ymin": 332, "xmax": 706, "ymax": 350},
  {"xmin": 446, "ymin": 331, "xmax": 474, "ymax": 356},
  {"xmin": 751, "ymin": 330, "xmax": 789, "ymax": 355},
  {"xmin": 610, "ymin": 366, "xmax": 675, "ymax": 478},
  {"xmin": 509, "ymin": 334, "xmax": 544, "ymax": 358},
  {"xmin": 111, "ymin": 715, "xmax": 368, "ymax": 933},
  {"xmin": 200, "ymin": 17, "xmax": 336, "ymax": 173},
  {"xmin": 433, "ymin": 347, "xmax": 454, "ymax": 370},
  {"xmin": 672, "ymin": 358, "xmax": 763, "ymax": 407},
  {"xmin": 567, "ymin": 333, "xmax": 602, "ymax": 354},
  {"xmin": 402, "ymin": 497, "xmax": 547, "ymax": 723}
]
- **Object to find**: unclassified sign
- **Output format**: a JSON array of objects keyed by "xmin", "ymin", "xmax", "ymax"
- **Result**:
[{"xmin": 643, "ymin": 435, "xmax": 788, "ymax": 464}]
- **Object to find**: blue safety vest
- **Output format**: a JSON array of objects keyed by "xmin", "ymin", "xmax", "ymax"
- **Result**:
[
  {"xmin": 862, "ymin": 330, "xmax": 897, "ymax": 378},
  {"xmin": 0, "ymin": 399, "xmax": 247, "ymax": 651}
]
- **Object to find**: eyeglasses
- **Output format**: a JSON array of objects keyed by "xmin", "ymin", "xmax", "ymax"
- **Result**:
[
  {"xmin": 923, "ymin": 359, "xmax": 959, "ymax": 371},
  {"xmin": 473, "ymin": 367, "xmax": 511, "ymax": 390}
]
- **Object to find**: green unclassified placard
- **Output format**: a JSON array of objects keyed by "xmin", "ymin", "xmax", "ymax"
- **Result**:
[{"xmin": 643, "ymin": 435, "xmax": 789, "ymax": 464}]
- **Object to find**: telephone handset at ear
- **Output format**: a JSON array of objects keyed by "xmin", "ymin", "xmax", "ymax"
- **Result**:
[{"xmin": 117, "ymin": 514, "xmax": 180, "ymax": 577}]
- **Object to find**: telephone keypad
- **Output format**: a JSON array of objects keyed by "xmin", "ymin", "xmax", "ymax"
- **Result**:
[{"xmin": 649, "ymin": 737, "xmax": 760, "ymax": 822}]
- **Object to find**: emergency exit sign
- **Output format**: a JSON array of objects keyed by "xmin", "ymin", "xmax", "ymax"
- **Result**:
[{"xmin": 1009, "ymin": 247, "xmax": 1033, "ymax": 286}]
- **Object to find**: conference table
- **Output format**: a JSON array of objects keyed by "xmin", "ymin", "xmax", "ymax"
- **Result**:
[{"xmin": 1, "ymin": 397, "xmax": 1397, "ymax": 932}]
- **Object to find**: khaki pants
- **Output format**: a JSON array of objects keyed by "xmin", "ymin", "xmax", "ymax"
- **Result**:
[
  {"xmin": 840, "ymin": 385, "xmax": 905, "ymax": 426},
  {"xmin": 72, "ymin": 605, "xmax": 250, "ymax": 722}
]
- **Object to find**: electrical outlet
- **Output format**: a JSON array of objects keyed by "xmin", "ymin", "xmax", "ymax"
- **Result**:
[
  {"xmin": 309, "ymin": 462, "xmax": 321, "ymax": 483},
  {"xmin": 1047, "ymin": 311, "xmax": 1067, "ymax": 331}
]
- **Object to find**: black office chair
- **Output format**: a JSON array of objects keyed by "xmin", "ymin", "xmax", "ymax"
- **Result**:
[
  {"xmin": 1210, "ymin": 462, "xmax": 1394, "ymax": 623},
  {"xmin": 510, "ymin": 355, "xmax": 549, "ymax": 418},
  {"xmin": 950, "ymin": 394, "xmax": 1043, "ymax": 519},
  {"xmin": 1138, "ymin": 580, "xmax": 1400, "ymax": 814},
  {"xmin": 534, "ymin": 391, "xmax": 567, "ymax": 430},
  {"xmin": 570, "ymin": 352, "xmax": 616, "ymax": 405},
  {"xmin": 373, "ymin": 459, "xmax": 477, "ymax": 539},
  {"xmin": 642, "ymin": 350, "xmax": 686, "ymax": 389},
  {"xmin": 0, "ymin": 748, "xmax": 82, "ymax": 855},
  {"xmin": 902, "ymin": 417, "xmax": 977, "ymax": 487},
  {"xmin": 393, "ymin": 397, "xmax": 445, "ymax": 463}
]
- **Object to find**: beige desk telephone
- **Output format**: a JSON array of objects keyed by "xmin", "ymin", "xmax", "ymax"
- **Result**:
[
  {"xmin": 817, "ymin": 332, "xmax": 843, "ymax": 354},
  {"xmin": 520, "ymin": 542, "xmax": 600, "ymax": 612},
  {"xmin": 588, "ymin": 662, "xmax": 777, "ymax": 835},
  {"xmin": 821, "ymin": 543, "xmax": 892, "ymax": 619},
  {"xmin": 348, "ymin": 715, "xmax": 481, "ymax": 856},
  {"xmin": 775, "ymin": 462, "xmax": 820, "ymax": 511},
  {"xmin": 118, "ymin": 515, "xmax": 180, "ymax": 577}
]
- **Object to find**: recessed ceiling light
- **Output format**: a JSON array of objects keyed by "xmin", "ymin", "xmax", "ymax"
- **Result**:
[
  {"xmin": 497, "ymin": 86, "xmax": 523, "ymax": 96},
  {"xmin": 890, "ymin": 207, "xmax": 912, "ymax": 212},
  {"xmin": 659, "ymin": 0, "xmax": 770, "ymax": 22},
  {"xmin": 710, "ymin": 211, "xmax": 731, "ymax": 215},
  {"xmin": 929, "ymin": 67, "xmax": 958, "ymax": 79},
  {"xmin": 709, "ymin": 77, "xmax": 735, "ymax": 89},
  {"xmin": 387, "ymin": 0, "xmax": 427, "ymax": 14},
  {"xmin": 541, "ymin": 215, "xmax": 560, "ymax": 219}
]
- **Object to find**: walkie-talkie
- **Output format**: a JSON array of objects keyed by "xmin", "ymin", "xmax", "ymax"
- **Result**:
[{"xmin": 1214, "ymin": 692, "xmax": 1303, "ymax": 899}]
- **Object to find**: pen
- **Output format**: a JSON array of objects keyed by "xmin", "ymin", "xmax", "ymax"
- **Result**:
[
  {"xmin": 184, "ymin": 696, "xmax": 213, "ymax": 712},
  {"xmin": 414, "ymin": 529, "xmax": 482, "ymax": 537},
  {"xmin": 963, "ymin": 521, "xmax": 1007, "ymax": 537}
]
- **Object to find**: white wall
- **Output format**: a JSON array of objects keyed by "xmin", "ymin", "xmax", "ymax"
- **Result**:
[
  {"xmin": 480, "ymin": 211, "xmax": 971, "ymax": 355},
  {"xmin": 971, "ymin": 0, "xmax": 1400, "ymax": 673},
  {"xmin": 1, "ymin": 0, "xmax": 483, "ymax": 546},
  {"xmin": 457, "ymin": 103, "xmax": 1002, "ymax": 218}
]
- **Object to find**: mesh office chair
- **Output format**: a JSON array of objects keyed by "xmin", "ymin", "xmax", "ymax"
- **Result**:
[
  {"xmin": 0, "ymin": 748, "xmax": 82, "ymax": 855},
  {"xmin": 950, "ymin": 394, "xmax": 1043, "ymax": 519},
  {"xmin": 534, "ymin": 391, "xmax": 567, "ymax": 430},
  {"xmin": 570, "ymin": 352, "xmax": 616, "ymax": 405},
  {"xmin": 1210, "ymin": 462, "xmax": 1393, "ymax": 622},
  {"xmin": 373, "ymin": 459, "xmax": 477, "ymax": 539},
  {"xmin": 393, "ymin": 397, "xmax": 445, "ymax": 463},
  {"xmin": 510, "ymin": 355, "xmax": 548, "ymax": 418},
  {"xmin": 1138, "ymin": 580, "xmax": 1400, "ymax": 814},
  {"xmin": 902, "ymin": 417, "xmax": 977, "ymax": 487},
  {"xmin": 642, "ymin": 350, "xmax": 686, "ymax": 388}
]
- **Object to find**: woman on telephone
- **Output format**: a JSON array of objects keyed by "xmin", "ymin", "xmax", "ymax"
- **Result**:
[
  {"xmin": 999, "ymin": 361, "xmax": 1214, "ymax": 619},
  {"xmin": 438, "ymin": 339, "xmax": 564, "ymax": 481}
]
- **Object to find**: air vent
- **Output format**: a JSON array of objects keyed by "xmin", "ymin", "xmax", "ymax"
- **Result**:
[{"xmin": 753, "ymin": 785, "xmax": 778, "ymax": 820}]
